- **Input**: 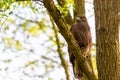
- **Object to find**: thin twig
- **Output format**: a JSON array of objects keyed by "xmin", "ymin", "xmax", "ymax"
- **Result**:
[{"xmin": 49, "ymin": 15, "xmax": 70, "ymax": 80}]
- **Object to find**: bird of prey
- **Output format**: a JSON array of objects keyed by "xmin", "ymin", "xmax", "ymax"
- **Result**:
[{"xmin": 68, "ymin": 14, "xmax": 92, "ymax": 79}]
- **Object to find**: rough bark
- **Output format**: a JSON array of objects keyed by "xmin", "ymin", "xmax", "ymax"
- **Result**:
[
  {"xmin": 43, "ymin": 0, "xmax": 97, "ymax": 80},
  {"xmin": 118, "ymin": 0, "xmax": 120, "ymax": 22},
  {"xmin": 74, "ymin": 0, "xmax": 85, "ymax": 17},
  {"xmin": 94, "ymin": 0, "xmax": 120, "ymax": 80}
]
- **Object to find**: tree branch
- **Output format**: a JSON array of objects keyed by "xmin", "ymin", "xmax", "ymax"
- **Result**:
[
  {"xmin": 57, "ymin": 0, "xmax": 73, "ymax": 25},
  {"xmin": 50, "ymin": 16, "xmax": 70, "ymax": 80},
  {"xmin": 43, "ymin": 0, "xmax": 97, "ymax": 80}
]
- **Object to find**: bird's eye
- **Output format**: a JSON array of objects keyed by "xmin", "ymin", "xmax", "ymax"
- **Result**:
[
  {"xmin": 83, "ymin": 16, "xmax": 86, "ymax": 18},
  {"xmin": 80, "ymin": 16, "xmax": 85, "ymax": 19},
  {"xmin": 80, "ymin": 16, "xmax": 83, "ymax": 18}
]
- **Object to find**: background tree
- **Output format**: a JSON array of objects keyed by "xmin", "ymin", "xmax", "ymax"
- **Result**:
[{"xmin": 94, "ymin": 0, "xmax": 120, "ymax": 80}]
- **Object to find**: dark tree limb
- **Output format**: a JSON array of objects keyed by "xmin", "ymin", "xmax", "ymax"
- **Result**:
[
  {"xmin": 43, "ymin": 0, "xmax": 97, "ymax": 80},
  {"xmin": 50, "ymin": 16, "xmax": 70, "ymax": 80}
]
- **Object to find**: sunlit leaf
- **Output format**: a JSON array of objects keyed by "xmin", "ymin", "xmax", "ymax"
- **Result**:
[
  {"xmin": 22, "ymin": 21, "xmax": 29, "ymax": 30},
  {"xmin": 7, "ymin": 17, "xmax": 15, "ymax": 23},
  {"xmin": 3, "ymin": 59, "xmax": 12, "ymax": 63},
  {"xmin": 57, "ymin": 4, "xmax": 69, "ymax": 16},
  {"xmin": 48, "ymin": 77, "xmax": 52, "ymax": 80},
  {"xmin": 45, "ymin": 64, "xmax": 49, "ymax": 72},
  {"xmin": 70, "ymin": 0, "xmax": 74, "ymax": 4},
  {"xmin": 1, "ymin": 13, "xmax": 7, "ymax": 17},
  {"xmin": 15, "ymin": 40, "xmax": 23, "ymax": 50},
  {"xmin": 5, "ymin": 37, "xmax": 13, "ymax": 47},
  {"xmin": 92, "ymin": 55, "xmax": 98, "ymax": 78},
  {"xmin": 25, "ymin": 61, "xmax": 37, "ymax": 67},
  {"xmin": 28, "ymin": 24, "xmax": 40, "ymax": 36},
  {"xmin": 38, "ymin": 19, "xmax": 46, "ymax": 31}
]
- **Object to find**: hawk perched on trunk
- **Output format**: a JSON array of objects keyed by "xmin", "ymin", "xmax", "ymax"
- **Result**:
[{"xmin": 68, "ymin": 15, "xmax": 92, "ymax": 79}]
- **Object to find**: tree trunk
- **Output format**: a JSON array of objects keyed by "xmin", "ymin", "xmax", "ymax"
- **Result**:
[
  {"xmin": 94, "ymin": 0, "xmax": 120, "ymax": 80},
  {"xmin": 74, "ymin": 0, "xmax": 85, "ymax": 17}
]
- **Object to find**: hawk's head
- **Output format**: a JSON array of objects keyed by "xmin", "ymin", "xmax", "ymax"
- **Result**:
[{"xmin": 75, "ymin": 15, "xmax": 87, "ymax": 22}]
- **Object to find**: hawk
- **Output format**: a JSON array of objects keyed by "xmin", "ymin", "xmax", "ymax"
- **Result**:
[{"xmin": 68, "ymin": 15, "xmax": 92, "ymax": 79}]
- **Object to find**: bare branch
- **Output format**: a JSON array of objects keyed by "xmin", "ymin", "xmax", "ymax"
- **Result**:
[{"xmin": 50, "ymin": 15, "xmax": 70, "ymax": 80}]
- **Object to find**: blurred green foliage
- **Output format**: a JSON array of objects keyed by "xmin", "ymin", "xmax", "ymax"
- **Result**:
[{"xmin": 0, "ymin": 0, "xmax": 97, "ymax": 80}]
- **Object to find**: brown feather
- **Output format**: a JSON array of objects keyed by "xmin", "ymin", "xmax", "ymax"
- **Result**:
[{"xmin": 68, "ymin": 15, "xmax": 92, "ymax": 79}]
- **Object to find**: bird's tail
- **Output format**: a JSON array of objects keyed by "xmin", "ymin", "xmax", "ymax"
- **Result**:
[{"xmin": 73, "ymin": 60, "xmax": 84, "ymax": 79}]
